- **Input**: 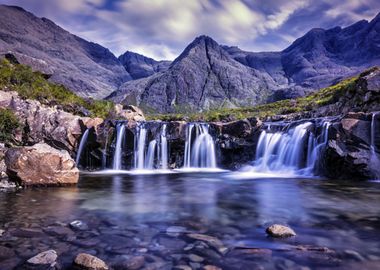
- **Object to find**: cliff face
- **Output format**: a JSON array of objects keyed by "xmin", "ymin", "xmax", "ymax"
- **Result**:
[
  {"xmin": 118, "ymin": 51, "xmax": 171, "ymax": 80},
  {"xmin": 0, "ymin": 5, "xmax": 131, "ymax": 99}
]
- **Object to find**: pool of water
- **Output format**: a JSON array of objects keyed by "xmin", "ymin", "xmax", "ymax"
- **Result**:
[{"xmin": 0, "ymin": 172, "xmax": 379, "ymax": 269}]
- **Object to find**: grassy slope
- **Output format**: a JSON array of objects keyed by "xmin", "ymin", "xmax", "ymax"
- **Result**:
[
  {"xmin": 146, "ymin": 68, "xmax": 377, "ymax": 122},
  {"xmin": 0, "ymin": 58, "xmax": 115, "ymax": 119}
]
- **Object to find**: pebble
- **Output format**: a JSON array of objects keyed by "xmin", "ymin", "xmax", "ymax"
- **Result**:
[
  {"xmin": 166, "ymin": 226, "xmax": 186, "ymax": 237},
  {"xmin": 203, "ymin": 266, "xmax": 222, "ymax": 270},
  {"xmin": 266, "ymin": 224, "xmax": 296, "ymax": 238},
  {"xmin": 73, "ymin": 253, "xmax": 108, "ymax": 270},
  {"xmin": 70, "ymin": 220, "xmax": 89, "ymax": 231},
  {"xmin": 188, "ymin": 254, "xmax": 204, "ymax": 263},
  {"xmin": 113, "ymin": 255, "xmax": 145, "ymax": 270}
]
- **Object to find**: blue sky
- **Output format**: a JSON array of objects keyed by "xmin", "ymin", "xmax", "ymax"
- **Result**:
[{"xmin": 1, "ymin": 0, "xmax": 379, "ymax": 60}]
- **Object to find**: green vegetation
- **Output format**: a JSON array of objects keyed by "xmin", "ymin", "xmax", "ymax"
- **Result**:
[
  {"xmin": 0, "ymin": 58, "xmax": 115, "ymax": 119},
  {"xmin": 147, "ymin": 68, "xmax": 375, "ymax": 122},
  {"xmin": 0, "ymin": 108, "xmax": 20, "ymax": 143}
]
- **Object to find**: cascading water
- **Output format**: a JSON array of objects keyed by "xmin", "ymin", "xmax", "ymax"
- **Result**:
[
  {"xmin": 183, "ymin": 123, "xmax": 217, "ymax": 168},
  {"xmin": 76, "ymin": 128, "xmax": 89, "ymax": 166},
  {"xmin": 113, "ymin": 123, "xmax": 126, "ymax": 170},
  {"xmin": 134, "ymin": 124, "xmax": 147, "ymax": 170},
  {"xmin": 160, "ymin": 124, "xmax": 168, "ymax": 169},
  {"xmin": 145, "ymin": 140, "xmax": 157, "ymax": 169},
  {"xmin": 370, "ymin": 112, "xmax": 380, "ymax": 179},
  {"xmin": 251, "ymin": 120, "xmax": 331, "ymax": 176}
]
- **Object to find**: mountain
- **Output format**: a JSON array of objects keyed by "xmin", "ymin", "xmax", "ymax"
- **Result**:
[
  {"xmin": 109, "ymin": 36, "xmax": 281, "ymax": 112},
  {"xmin": 224, "ymin": 12, "xmax": 380, "ymax": 98},
  {"xmin": 0, "ymin": 5, "xmax": 131, "ymax": 99},
  {"xmin": 111, "ymin": 13, "xmax": 380, "ymax": 112},
  {"xmin": 118, "ymin": 51, "xmax": 171, "ymax": 80}
]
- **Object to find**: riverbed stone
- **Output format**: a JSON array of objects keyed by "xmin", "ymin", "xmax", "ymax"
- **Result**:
[
  {"xmin": 266, "ymin": 224, "xmax": 296, "ymax": 238},
  {"xmin": 5, "ymin": 143, "xmax": 79, "ymax": 186},
  {"xmin": 26, "ymin": 250, "xmax": 58, "ymax": 269},
  {"xmin": 70, "ymin": 220, "xmax": 89, "ymax": 231},
  {"xmin": 73, "ymin": 253, "xmax": 109, "ymax": 270},
  {"xmin": 0, "ymin": 246, "xmax": 15, "ymax": 260},
  {"xmin": 112, "ymin": 255, "xmax": 145, "ymax": 270}
]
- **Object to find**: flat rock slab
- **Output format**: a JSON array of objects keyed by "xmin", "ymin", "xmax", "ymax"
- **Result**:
[{"xmin": 74, "ymin": 253, "xmax": 109, "ymax": 270}]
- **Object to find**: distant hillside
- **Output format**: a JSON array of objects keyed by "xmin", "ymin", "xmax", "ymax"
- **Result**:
[{"xmin": 0, "ymin": 5, "xmax": 131, "ymax": 99}]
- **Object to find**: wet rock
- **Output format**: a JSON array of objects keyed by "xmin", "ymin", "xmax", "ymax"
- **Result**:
[
  {"xmin": 11, "ymin": 228, "xmax": 45, "ymax": 238},
  {"xmin": 266, "ymin": 224, "xmax": 296, "ymax": 238},
  {"xmin": 73, "ymin": 253, "xmax": 108, "ymax": 270},
  {"xmin": 187, "ymin": 233, "xmax": 225, "ymax": 252},
  {"xmin": 166, "ymin": 226, "xmax": 186, "ymax": 237},
  {"xmin": 44, "ymin": 226, "xmax": 74, "ymax": 237},
  {"xmin": 173, "ymin": 265, "xmax": 192, "ymax": 270},
  {"xmin": 5, "ymin": 143, "xmax": 79, "ymax": 186},
  {"xmin": 158, "ymin": 236, "xmax": 187, "ymax": 251},
  {"xmin": 203, "ymin": 266, "xmax": 222, "ymax": 270},
  {"xmin": 112, "ymin": 255, "xmax": 145, "ymax": 270},
  {"xmin": 188, "ymin": 254, "xmax": 204, "ymax": 263},
  {"xmin": 0, "ymin": 246, "xmax": 15, "ymax": 260},
  {"xmin": 70, "ymin": 220, "xmax": 89, "ymax": 231},
  {"xmin": 26, "ymin": 250, "xmax": 58, "ymax": 269}
]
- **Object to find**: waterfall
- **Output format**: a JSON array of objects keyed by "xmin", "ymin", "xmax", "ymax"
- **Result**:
[
  {"xmin": 183, "ymin": 123, "xmax": 217, "ymax": 168},
  {"xmin": 76, "ymin": 128, "xmax": 89, "ymax": 166},
  {"xmin": 160, "ymin": 124, "xmax": 168, "ymax": 169},
  {"xmin": 370, "ymin": 112, "xmax": 380, "ymax": 179},
  {"xmin": 145, "ymin": 140, "xmax": 157, "ymax": 169},
  {"xmin": 251, "ymin": 120, "xmax": 331, "ymax": 175},
  {"xmin": 113, "ymin": 124, "xmax": 126, "ymax": 170},
  {"xmin": 134, "ymin": 124, "xmax": 147, "ymax": 170}
]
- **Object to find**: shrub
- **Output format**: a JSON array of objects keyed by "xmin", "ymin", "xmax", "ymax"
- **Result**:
[{"xmin": 0, "ymin": 108, "xmax": 19, "ymax": 142}]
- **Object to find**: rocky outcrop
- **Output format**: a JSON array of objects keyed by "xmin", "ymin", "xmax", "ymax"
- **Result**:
[
  {"xmin": 0, "ymin": 90, "xmax": 104, "ymax": 155},
  {"xmin": 320, "ymin": 112, "xmax": 379, "ymax": 179},
  {"xmin": 0, "ymin": 5, "xmax": 130, "ymax": 99},
  {"xmin": 5, "ymin": 143, "xmax": 79, "ymax": 186},
  {"xmin": 118, "ymin": 51, "xmax": 171, "ymax": 80}
]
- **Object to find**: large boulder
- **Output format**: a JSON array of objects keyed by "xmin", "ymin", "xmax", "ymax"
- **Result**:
[{"xmin": 5, "ymin": 143, "xmax": 79, "ymax": 186}]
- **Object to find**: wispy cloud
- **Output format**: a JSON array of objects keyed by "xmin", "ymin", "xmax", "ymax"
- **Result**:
[{"xmin": 0, "ymin": 0, "xmax": 379, "ymax": 60}]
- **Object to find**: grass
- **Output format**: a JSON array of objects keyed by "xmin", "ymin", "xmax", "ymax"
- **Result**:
[
  {"xmin": 147, "ymin": 68, "xmax": 375, "ymax": 122},
  {"xmin": 0, "ymin": 58, "xmax": 115, "ymax": 119},
  {"xmin": 0, "ymin": 108, "xmax": 20, "ymax": 143}
]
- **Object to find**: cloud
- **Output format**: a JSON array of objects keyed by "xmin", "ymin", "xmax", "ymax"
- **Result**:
[{"xmin": 0, "ymin": 0, "xmax": 379, "ymax": 60}]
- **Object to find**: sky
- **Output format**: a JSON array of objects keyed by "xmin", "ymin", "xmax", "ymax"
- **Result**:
[{"xmin": 0, "ymin": 0, "xmax": 379, "ymax": 60}]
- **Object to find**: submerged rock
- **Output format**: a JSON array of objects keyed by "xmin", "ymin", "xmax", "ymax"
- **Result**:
[
  {"xmin": 266, "ymin": 224, "xmax": 296, "ymax": 238},
  {"xmin": 26, "ymin": 250, "xmax": 58, "ymax": 269},
  {"xmin": 5, "ymin": 143, "xmax": 79, "ymax": 186},
  {"xmin": 69, "ymin": 220, "xmax": 89, "ymax": 231},
  {"xmin": 73, "ymin": 253, "xmax": 109, "ymax": 270}
]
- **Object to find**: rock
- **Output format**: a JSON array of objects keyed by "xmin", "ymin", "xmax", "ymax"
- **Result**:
[
  {"xmin": 112, "ymin": 256, "xmax": 145, "ymax": 270},
  {"xmin": 341, "ymin": 117, "xmax": 371, "ymax": 145},
  {"xmin": 0, "ymin": 90, "xmax": 103, "ymax": 155},
  {"xmin": 266, "ymin": 224, "xmax": 296, "ymax": 238},
  {"xmin": 187, "ymin": 233, "xmax": 225, "ymax": 252},
  {"xmin": 5, "ymin": 143, "xmax": 79, "ymax": 186},
  {"xmin": 11, "ymin": 228, "xmax": 45, "ymax": 238},
  {"xmin": 0, "ymin": 246, "xmax": 15, "ymax": 260},
  {"xmin": 26, "ymin": 250, "xmax": 57, "ymax": 269},
  {"xmin": 203, "ymin": 266, "xmax": 222, "ymax": 270},
  {"xmin": 114, "ymin": 104, "xmax": 145, "ymax": 122},
  {"xmin": 188, "ymin": 254, "xmax": 204, "ymax": 263},
  {"xmin": 73, "ymin": 253, "xmax": 108, "ymax": 270},
  {"xmin": 69, "ymin": 220, "xmax": 89, "ymax": 231},
  {"xmin": 166, "ymin": 226, "xmax": 186, "ymax": 236}
]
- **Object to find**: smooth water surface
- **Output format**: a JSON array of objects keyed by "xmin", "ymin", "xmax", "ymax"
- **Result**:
[{"xmin": 0, "ymin": 173, "xmax": 379, "ymax": 269}]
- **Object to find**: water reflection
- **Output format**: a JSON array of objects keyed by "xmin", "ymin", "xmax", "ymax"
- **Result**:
[{"xmin": 0, "ymin": 173, "xmax": 379, "ymax": 269}]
